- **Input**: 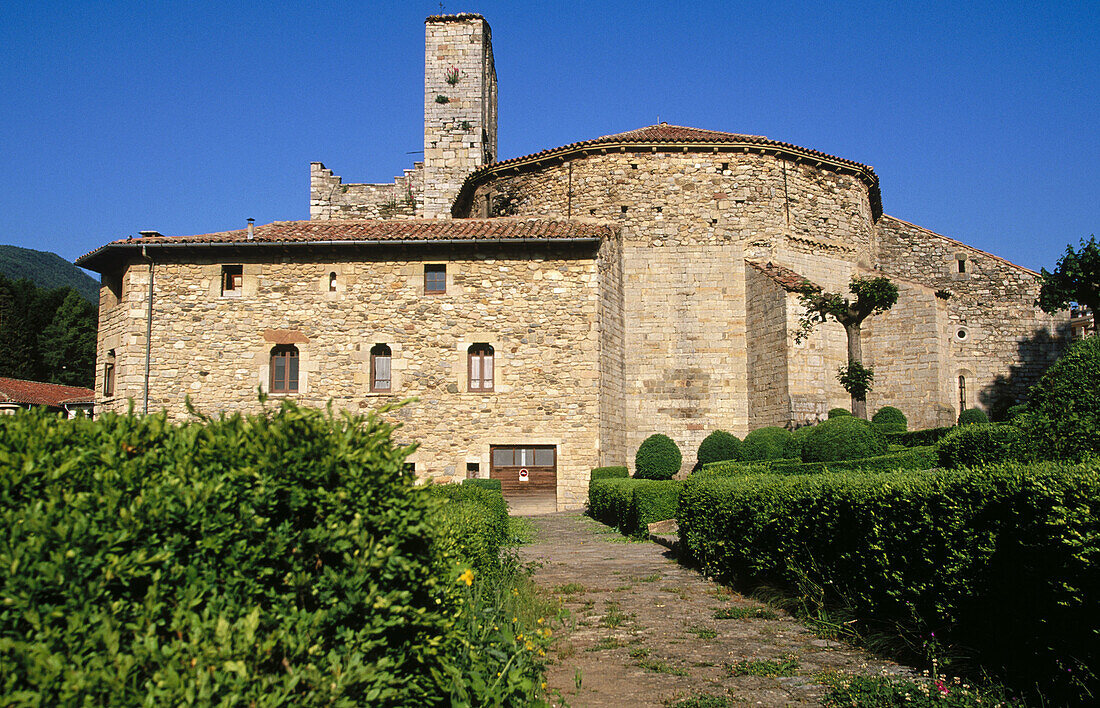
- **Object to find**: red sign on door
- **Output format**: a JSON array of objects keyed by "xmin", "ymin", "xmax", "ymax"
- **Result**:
[{"xmin": 519, "ymin": 468, "xmax": 529, "ymax": 482}]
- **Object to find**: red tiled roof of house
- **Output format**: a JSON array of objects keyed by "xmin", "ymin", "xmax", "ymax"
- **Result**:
[
  {"xmin": 746, "ymin": 260, "xmax": 819, "ymax": 292},
  {"xmin": 0, "ymin": 377, "xmax": 95, "ymax": 407},
  {"xmin": 456, "ymin": 123, "xmax": 882, "ymax": 219},
  {"xmin": 76, "ymin": 218, "xmax": 615, "ymax": 272}
]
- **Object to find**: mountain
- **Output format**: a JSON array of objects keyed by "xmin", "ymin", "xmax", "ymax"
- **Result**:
[{"xmin": 0, "ymin": 245, "xmax": 99, "ymax": 303}]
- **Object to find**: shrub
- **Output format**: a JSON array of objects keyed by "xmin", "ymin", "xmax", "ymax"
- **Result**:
[
  {"xmin": 784, "ymin": 424, "xmax": 815, "ymax": 460},
  {"xmin": 587, "ymin": 477, "xmax": 636, "ymax": 527},
  {"xmin": 936, "ymin": 424, "xmax": 1022, "ymax": 469},
  {"xmin": 800, "ymin": 415, "xmax": 886, "ymax": 463},
  {"xmin": 828, "ymin": 407, "xmax": 852, "ymax": 418},
  {"xmin": 462, "ymin": 477, "xmax": 502, "ymax": 491},
  {"xmin": 635, "ymin": 434, "xmax": 682, "ymax": 480},
  {"xmin": 678, "ymin": 462, "xmax": 1100, "ymax": 703},
  {"xmin": 0, "ymin": 403, "xmax": 517, "ymax": 705},
  {"xmin": 886, "ymin": 426, "xmax": 953, "ymax": 447},
  {"xmin": 698, "ymin": 447, "xmax": 935, "ymax": 478},
  {"xmin": 1005, "ymin": 403, "xmax": 1028, "ymax": 421},
  {"xmin": 741, "ymin": 427, "xmax": 793, "ymax": 461},
  {"xmin": 696, "ymin": 430, "xmax": 742, "ymax": 467},
  {"xmin": 1021, "ymin": 334, "xmax": 1100, "ymax": 461},
  {"xmin": 591, "ymin": 465, "xmax": 628, "ymax": 483},
  {"xmin": 871, "ymin": 406, "xmax": 907, "ymax": 434},
  {"xmin": 958, "ymin": 407, "xmax": 989, "ymax": 425},
  {"xmin": 428, "ymin": 482, "xmax": 510, "ymax": 577},
  {"xmin": 587, "ymin": 478, "xmax": 681, "ymax": 536}
]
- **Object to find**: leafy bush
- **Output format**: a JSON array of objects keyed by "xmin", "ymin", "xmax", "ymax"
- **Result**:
[
  {"xmin": 1021, "ymin": 334, "xmax": 1100, "ymax": 461},
  {"xmin": 828, "ymin": 407, "xmax": 852, "ymax": 418},
  {"xmin": 590, "ymin": 465, "xmax": 628, "ymax": 483},
  {"xmin": 0, "ymin": 404, "xmax": 545, "ymax": 706},
  {"xmin": 741, "ymin": 427, "xmax": 792, "ymax": 461},
  {"xmin": 784, "ymin": 424, "xmax": 814, "ymax": 460},
  {"xmin": 1005, "ymin": 403, "xmax": 1028, "ymax": 422},
  {"xmin": 587, "ymin": 478, "xmax": 681, "ymax": 536},
  {"xmin": 871, "ymin": 406, "xmax": 908, "ymax": 434},
  {"xmin": 958, "ymin": 407, "xmax": 989, "ymax": 425},
  {"xmin": 935, "ymin": 424, "xmax": 1021, "ymax": 469},
  {"xmin": 635, "ymin": 434, "xmax": 682, "ymax": 480},
  {"xmin": 698, "ymin": 447, "xmax": 935, "ymax": 477},
  {"xmin": 886, "ymin": 426, "xmax": 953, "ymax": 447},
  {"xmin": 462, "ymin": 477, "xmax": 502, "ymax": 491},
  {"xmin": 427, "ymin": 482, "xmax": 510, "ymax": 577},
  {"xmin": 696, "ymin": 430, "xmax": 742, "ymax": 467},
  {"xmin": 678, "ymin": 463, "xmax": 1100, "ymax": 703},
  {"xmin": 800, "ymin": 415, "xmax": 886, "ymax": 463}
]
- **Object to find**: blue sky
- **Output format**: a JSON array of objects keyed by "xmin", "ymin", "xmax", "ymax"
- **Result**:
[{"xmin": 1, "ymin": 0, "xmax": 1096, "ymax": 273}]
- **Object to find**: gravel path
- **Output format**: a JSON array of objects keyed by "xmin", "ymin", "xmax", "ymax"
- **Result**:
[{"xmin": 519, "ymin": 512, "xmax": 912, "ymax": 707}]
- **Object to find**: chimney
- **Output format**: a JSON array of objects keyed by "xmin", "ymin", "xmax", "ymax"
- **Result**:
[
  {"xmin": 138, "ymin": 230, "xmax": 164, "ymax": 238},
  {"xmin": 247, "ymin": 218, "xmax": 255, "ymax": 240}
]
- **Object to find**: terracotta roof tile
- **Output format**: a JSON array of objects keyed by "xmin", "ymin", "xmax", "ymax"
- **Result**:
[
  {"xmin": 0, "ymin": 378, "xmax": 95, "ymax": 407},
  {"xmin": 456, "ymin": 123, "xmax": 882, "ymax": 220},
  {"xmin": 745, "ymin": 260, "xmax": 819, "ymax": 292},
  {"xmin": 76, "ymin": 218, "xmax": 615, "ymax": 271}
]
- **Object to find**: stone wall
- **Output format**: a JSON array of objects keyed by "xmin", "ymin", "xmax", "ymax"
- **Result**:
[
  {"xmin": 597, "ymin": 232, "xmax": 626, "ymax": 467},
  {"xmin": 422, "ymin": 14, "xmax": 497, "ymax": 218},
  {"xmin": 95, "ymin": 241, "xmax": 602, "ymax": 510},
  {"xmin": 94, "ymin": 263, "xmax": 145, "ymax": 413},
  {"xmin": 309, "ymin": 162, "xmax": 422, "ymax": 220},
  {"xmin": 745, "ymin": 263, "xmax": 790, "ymax": 428}
]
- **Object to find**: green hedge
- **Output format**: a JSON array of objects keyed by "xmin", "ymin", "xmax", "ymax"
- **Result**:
[
  {"xmin": 935, "ymin": 424, "xmax": 1021, "ymax": 469},
  {"xmin": 678, "ymin": 463, "xmax": 1100, "ymax": 702},
  {"xmin": 741, "ymin": 426, "xmax": 792, "ymax": 461},
  {"xmin": 696, "ymin": 430, "xmax": 742, "ymax": 467},
  {"xmin": 958, "ymin": 407, "xmax": 989, "ymax": 425},
  {"xmin": 461, "ymin": 477, "xmax": 502, "ymax": 492},
  {"xmin": 587, "ymin": 478, "xmax": 682, "ymax": 536},
  {"xmin": 0, "ymin": 404, "xmax": 538, "ymax": 706},
  {"xmin": 1021, "ymin": 333, "xmax": 1100, "ymax": 461},
  {"xmin": 886, "ymin": 426, "xmax": 953, "ymax": 447},
  {"xmin": 590, "ymin": 465, "xmax": 629, "ymax": 483},
  {"xmin": 427, "ymin": 482, "xmax": 510, "ymax": 577},
  {"xmin": 697, "ymin": 447, "xmax": 936, "ymax": 477},
  {"xmin": 871, "ymin": 406, "xmax": 907, "ymax": 434},
  {"xmin": 800, "ymin": 416, "xmax": 886, "ymax": 462},
  {"xmin": 635, "ymin": 434, "xmax": 682, "ymax": 479}
]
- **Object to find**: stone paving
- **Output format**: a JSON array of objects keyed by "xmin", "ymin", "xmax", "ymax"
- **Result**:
[{"xmin": 519, "ymin": 512, "xmax": 912, "ymax": 707}]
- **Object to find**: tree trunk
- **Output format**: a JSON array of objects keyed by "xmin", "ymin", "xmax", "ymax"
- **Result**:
[{"xmin": 845, "ymin": 322, "xmax": 867, "ymax": 418}]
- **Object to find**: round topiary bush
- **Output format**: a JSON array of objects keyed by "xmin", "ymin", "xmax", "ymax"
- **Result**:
[
  {"xmin": 1005, "ymin": 404, "xmax": 1028, "ymax": 422},
  {"xmin": 696, "ymin": 430, "xmax": 742, "ymax": 467},
  {"xmin": 635, "ymin": 433, "xmax": 682, "ymax": 479},
  {"xmin": 741, "ymin": 427, "xmax": 793, "ymax": 461},
  {"xmin": 800, "ymin": 415, "xmax": 888, "ymax": 463},
  {"xmin": 1020, "ymin": 334, "xmax": 1100, "ymax": 461},
  {"xmin": 959, "ymin": 407, "xmax": 989, "ymax": 426},
  {"xmin": 935, "ymin": 423, "xmax": 1021, "ymax": 468},
  {"xmin": 828, "ymin": 407, "xmax": 852, "ymax": 418},
  {"xmin": 783, "ymin": 424, "xmax": 815, "ymax": 461},
  {"xmin": 871, "ymin": 406, "xmax": 908, "ymax": 434}
]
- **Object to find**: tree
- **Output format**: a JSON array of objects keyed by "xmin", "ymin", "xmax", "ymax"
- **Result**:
[
  {"xmin": 796, "ymin": 276, "xmax": 899, "ymax": 418},
  {"xmin": 1037, "ymin": 235, "xmax": 1100, "ymax": 333},
  {"xmin": 40, "ymin": 289, "xmax": 98, "ymax": 387}
]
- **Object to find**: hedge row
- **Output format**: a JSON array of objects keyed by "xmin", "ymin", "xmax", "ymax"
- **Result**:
[
  {"xmin": 0, "ymin": 404, "xmax": 537, "ymax": 706},
  {"xmin": 426, "ymin": 482, "xmax": 510, "ymax": 578},
  {"xmin": 678, "ymin": 463, "xmax": 1100, "ymax": 702},
  {"xmin": 698, "ymin": 446, "xmax": 936, "ymax": 477},
  {"xmin": 590, "ymin": 465, "xmax": 629, "ymax": 483},
  {"xmin": 886, "ymin": 426, "xmax": 953, "ymax": 447},
  {"xmin": 587, "ymin": 478, "xmax": 682, "ymax": 536}
]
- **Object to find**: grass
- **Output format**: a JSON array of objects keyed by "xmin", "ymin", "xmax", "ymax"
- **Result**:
[
  {"xmin": 670, "ymin": 695, "xmax": 737, "ymax": 708},
  {"xmin": 638, "ymin": 658, "xmax": 689, "ymax": 676},
  {"xmin": 508, "ymin": 516, "xmax": 538, "ymax": 546},
  {"xmin": 819, "ymin": 673, "xmax": 1016, "ymax": 707},
  {"xmin": 686, "ymin": 625, "xmax": 717, "ymax": 639},
  {"xmin": 713, "ymin": 606, "xmax": 778, "ymax": 620},
  {"xmin": 633, "ymin": 573, "xmax": 661, "ymax": 583},
  {"xmin": 585, "ymin": 636, "xmax": 627, "ymax": 652},
  {"xmin": 727, "ymin": 656, "xmax": 800, "ymax": 677},
  {"xmin": 555, "ymin": 582, "xmax": 586, "ymax": 595},
  {"xmin": 599, "ymin": 600, "xmax": 632, "ymax": 628}
]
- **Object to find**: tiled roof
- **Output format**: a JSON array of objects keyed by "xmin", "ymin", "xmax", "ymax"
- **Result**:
[
  {"xmin": 0, "ymin": 377, "xmax": 95, "ymax": 407},
  {"xmin": 76, "ymin": 218, "xmax": 615, "ymax": 272},
  {"xmin": 746, "ymin": 260, "xmax": 818, "ymax": 292},
  {"xmin": 455, "ymin": 123, "xmax": 882, "ymax": 220}
]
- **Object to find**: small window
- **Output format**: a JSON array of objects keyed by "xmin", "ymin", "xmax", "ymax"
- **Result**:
[
  {"xmin": 958, "ymin": 375, "xmax": 967, "ymax": 413},
  {"xmin": 957, "ymin": 258, "xmax": 967, "ymax": 274},
  {"xmin": 270, "ymin": 345, "xmax": 299, "ymax": 393},
  {"xmin": 370, "ymin": 343, "xmax": 391, "ymax": 392},
  {"xmin": 425, "ymin": 264, "xmax": 446, "ymax": 294},
  {"xmin": 468, "ymin": 343, "xmax": 494, "ymax": 392},
  {"xmin": 103, "ymin": 350, "xmax": 116, "ymax": 397},
  {"xmin": 720, "ymin": 162, "xmax": 729, "ymax": 171},
  {"xmin": 620, "ymin": 205, "xmax": 628, "ymax": 214},
  {"xmin": 328, "ymin": 272, "xmax": 337, "ymax": 292},
  {"xmin": 466, "ymin": 462, "xmax": 479, "ymax": 478},
  {"xmin": 222, "ymin": 265, "xmax": 243, "ymax": 295},
  {"xmin": 104, "ymin": 272, "xmax": 123, "ymax": 305}
]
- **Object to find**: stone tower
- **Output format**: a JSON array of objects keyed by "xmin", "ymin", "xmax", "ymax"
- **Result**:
[{"xmin": 421, "ymin": 14, "xmax": 498, "ymax": 218}]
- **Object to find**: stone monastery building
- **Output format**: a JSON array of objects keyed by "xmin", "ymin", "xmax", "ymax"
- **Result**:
[{"xmin": 78, "ymin": 13, "xmax": 1065, "ymax": 510}]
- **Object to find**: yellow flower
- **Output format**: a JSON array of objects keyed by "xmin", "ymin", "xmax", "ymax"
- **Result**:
[
  {"xmin": 458, "ymin": 569, "xmax": 475, "ymax": 586},
  {"xmin": 537, "ymin": 617, "xmax": 544, "ymax": 625}
]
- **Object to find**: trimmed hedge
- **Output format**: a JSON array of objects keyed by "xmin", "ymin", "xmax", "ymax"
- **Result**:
[
  {"xmin": 635, "ymin": 434, "xmax": 682, "ymax": 480},
  {"xmin": 886, "ymin": 426, "xmax": 953, "ymax": 448},
  {"xmin": 800, "ymin": 415, "xmax": 886, "ymax": 462},
  {"xmin": 678, "ymin": 463, "xmax": 1100, "ymax": 703},
  {"xmin": 1022, "ymin": 333, "xmax": 1100, "ymax": 461},
  {"xmin": 784, "ymin": 425, "xmax": 814, "ymax": 461},
  {"xmin": 427, "ymin": 482, "xmax": 510, "ymax": 577},
  {"xmin": 828, "ymin": 408, "xmax": 852, "ymax": 418},
  {"xmin": 935, "ymin": 424, "xmax": 1021, "ymax": 469},
  {"xmin": 0, "ymin": 403, "xmax": 527, "ymax": 705},
  {"xmin": 590, "ymin": 465, "xmax": 629, "ymax": 483},
  {"xmin": 587, "ymin": 478, "xmax": 682, "ymax": 536},
  {"xmin": 958, "ymin": 407, "xmax": 989, "ymax": 425},
  {"xmin": 696, "ymin": 430, "xmax": 742, "ymax": 466},
  {"xmin": 871, "ymin": 406, "xmax": 907, "ymax": 434},
  {"xmin": 697, "ymin": 447, "xmax": 936, "ymax": 477},
  {"xmin": 741, "ymin": 426, "xmax": 792, "ymax": 461},
  {"xmin": 461, "ymin": 477, "xmax": 502, "ymax": 492}
]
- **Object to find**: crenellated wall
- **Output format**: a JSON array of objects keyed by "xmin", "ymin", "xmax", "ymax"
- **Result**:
[{"xmin": 310, "ymin": 162, "xmax": 422, "ymax": 220}]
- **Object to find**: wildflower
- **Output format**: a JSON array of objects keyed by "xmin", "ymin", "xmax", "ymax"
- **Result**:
[
  {"xmin": 537, "ymin": 617, "xmax": 544, "ymax": 625},
  {"xmin": 458, "ymin": 569, "xmax": 475, "ymax": 586},
  {"xmin": 935, "ymin": 680, "xmax": 950, "ymax": 697}
]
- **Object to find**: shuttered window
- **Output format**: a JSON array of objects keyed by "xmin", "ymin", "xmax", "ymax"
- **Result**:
[
  {"xmin": 371, "ymin": 343, "xmax": 392, "ymax": 392},
  {"xmin": 270, "ymin": 345, "xmax": 299, "ymax": 393},
  {"xmin": 468, "ymin": 343, "xmax": 494, "ymax": 392}
]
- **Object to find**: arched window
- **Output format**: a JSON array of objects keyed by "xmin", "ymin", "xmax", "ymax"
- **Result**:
[
  {"xmin": 329, "ymin": 272, "xmax": 337, "ymax": 292},
  {"xmin": 270, "ymin": 345, "xmax": 299, "ymax": 393},
  {"xmin": 468, "ymin": 343, "xmax": 494, "ymax": 392},
  {"xmin": 958, "ymin": 374, "xmax": 967, "ymax": 413},
  {"xmin": 370, "ymin": 343, "xmax": 391, "ymax": 392}
]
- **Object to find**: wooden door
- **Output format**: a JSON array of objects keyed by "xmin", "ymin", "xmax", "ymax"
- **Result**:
[{"xmin": 490, "ymin": 445, "xmax": 557, "ymax": 507}]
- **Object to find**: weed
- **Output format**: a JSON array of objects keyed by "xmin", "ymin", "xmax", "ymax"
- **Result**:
[
  {"xmin": 713, "ymin": 606, "xmax": 778, "ymax": 620},
  {"xmin": 633, "ymin": 573, "xmax": 662, "ymax": 583},
  {"xmin": 661, "ymin": 585, "xmax": 690, "ymax": 598},
  {"xmin": 508, "ymin": 517, "xmax": 538, "ymax": 546},
  {"xmin": 555, "ymin": 582, "xmax": 586, "ymax": 595},
  {"xmin": 686, "ymin": 626, "xmax": 717, "ymax": 639},
  {"xmin": 628, "ymin": 647, "xmax": 650, "ymax": 659},
  {"xmin": 638, "ymin": 658, "xmax": 689, "ymax": 676},
  {"xmin": 819, "ymin": 673, "xmax": 1015, "ymax": 707},
  {"xmin": 599, "ymin": 601, "xmax": 631, "ymax": 628},
  {"xmin": 727, "ymin": 656, "xmax": 800, "ymax": 677},
  {"xmin": 585, "ymin": 636, "xmax": 627, "ymax": 652},
  {"xmin": 671, "ymin": 694, "xmax": 737, "ymax": 708},
  {"xmin": 613, "ymin": 584, "xmax": 633, "ymax": 592}
]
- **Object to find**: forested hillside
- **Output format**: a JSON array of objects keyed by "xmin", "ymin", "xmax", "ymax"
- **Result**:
[
  {"xmin": 0, "ymin": 245, "xmax": 100, "ymax": 302},
  {"xmin": 0, "ymin": 274, "xmax": 97, "ymax": 387}
]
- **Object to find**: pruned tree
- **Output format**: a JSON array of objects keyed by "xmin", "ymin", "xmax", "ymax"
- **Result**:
[
  {"xmin": 796, "ymin": 276, "xmax": 899, "ymax": 418},
  {"xmin": 1037, "ymin": 235, "xmax": 1100, "ymax": 333}
]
